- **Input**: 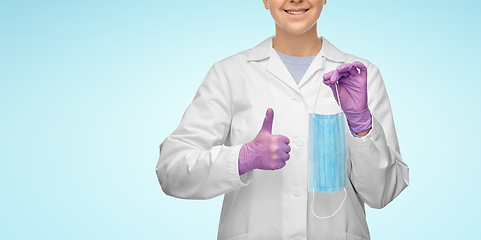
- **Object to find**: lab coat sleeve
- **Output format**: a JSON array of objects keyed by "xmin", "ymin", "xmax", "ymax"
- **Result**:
[
  {"xmin": 155, "ymin": 63, "xmax": 253, "ymax": 200},
  {"xmin": 347, "ymin": 63, "xmax": 409, "ymax": 209}
]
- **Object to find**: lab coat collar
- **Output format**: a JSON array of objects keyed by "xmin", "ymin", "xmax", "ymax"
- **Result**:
[
  {"xmin": 247, "ymin": 36, "xmax": 346, "ymax": 63},
  {"xmin": 247, "ymin": 36, "xmax": 346, "ymax": 92}
]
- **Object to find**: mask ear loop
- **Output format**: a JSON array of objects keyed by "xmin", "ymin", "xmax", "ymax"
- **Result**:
[
  {"xmin": 311, "ymin": 188, "xmax": 347, "ymax": 219},
  {"xmin": 310, "ymin": 82, "xmax": 347, "ymax": 219},
  {"xmin": 335, "ymin": 82, "xmax": 342, "ymax": 111},
  {"xmin": 312, "ymin": 80, "xmax": 323, "ymax": 119},
  {"xmin": 314, "ymin": 73, "xmax": 342, "ymax": 116}
]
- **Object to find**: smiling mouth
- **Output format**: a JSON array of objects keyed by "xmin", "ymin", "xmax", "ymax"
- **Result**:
[{"xmin": 284, "ymin": 9, "xmax": 309, "ymax": 15}]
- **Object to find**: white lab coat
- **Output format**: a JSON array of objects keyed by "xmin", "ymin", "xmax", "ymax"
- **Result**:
[{"xmin": 156, "ymin": 36, "xmax": 409, "ymax": 240}]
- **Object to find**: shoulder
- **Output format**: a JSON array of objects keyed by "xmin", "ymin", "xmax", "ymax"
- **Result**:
[
  {"xmin": 211, "ymin": 41, "xmax": 266, "ymax": 74},
  {"xmin": 210, "ymin": 36, "xmax": 272, "ymax": 71},
  {"xmin": 211, "ymin": 48, "xmax": 252, "ymax": 71},
  {"xmin": 199, "ymin": 46, "xmax": 257, "ymax": 89}
]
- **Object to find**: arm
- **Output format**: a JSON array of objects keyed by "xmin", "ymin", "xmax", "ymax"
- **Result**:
[
  {"xmin": 347, "ymin": 64, "xmax": 409, "ymax": 209},
  {"xmin": 155, "ymin": 63, "xmax": 253, "ymax": 200}
]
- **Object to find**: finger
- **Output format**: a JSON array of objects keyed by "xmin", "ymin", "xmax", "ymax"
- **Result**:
[
  {"xmin": 280, "ymin": 142, "xmax": 291, "ymax": 153},
  {"xmin": 336, "ymin": 63, "xmax": 353, "ymax": 73},
  {"xmin": 261, "ymin": 108, "xmax": 274, "ymax": 134},
  {"xmin": 276, "ymin": 161, "xmax": 286, "ymax": 170},
  {"xmin": 323, "ymin": 70, "xmax": 335, "ymax": 81},
  {"xmin": 352, "ymin": 61, "xmax": 367, "ymax": 79},
  {"xmin": 279, "ymin": 151, "xmax": 290, "ymax": 162},
  {"xmin": 277, "ymin": 135, "xmax": 290, "ymax": 145},
  {"xmin": 328, "ymin": 70, "xmax": 341, "ymax": 85}
]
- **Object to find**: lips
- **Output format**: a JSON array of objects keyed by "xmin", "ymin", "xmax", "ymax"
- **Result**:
[{"xmin": 284, "ymin": 8, "xmax": 309, "ymax": 15}]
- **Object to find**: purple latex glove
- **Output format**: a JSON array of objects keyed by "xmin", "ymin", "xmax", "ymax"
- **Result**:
[
  {"xmin": 323, "ymin": 61, "xmax": 372, "ymax": 133},
  {"xmin": 238, "ymin": 108, "xmax": 291, "ymax": 175}
]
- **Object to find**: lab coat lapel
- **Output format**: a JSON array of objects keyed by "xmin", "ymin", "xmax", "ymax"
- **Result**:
[
  {"xmin": 297, "ymin": 53, "xmax": 325, "ymax": 88},
  {"xmin": 265, "ymin": 48, "xmax": 301, "ymax": 94},
  {"xmin": 247, "ymin": 36, "xmax": 300, "ymax": 94}
]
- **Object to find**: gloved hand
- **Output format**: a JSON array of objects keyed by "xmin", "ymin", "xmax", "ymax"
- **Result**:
[
  {"xmin": 238, "ymin": 108, "xmax": 291, "ymax": 175},
  {"xmin": 323, "ymin": 61, "xmax": 372, "ymax": 134}
]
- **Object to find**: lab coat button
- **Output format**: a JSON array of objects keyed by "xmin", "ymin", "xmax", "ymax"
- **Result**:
[
  {"xmin": 293, "ymin": 97, "xmax": 302, "ymax": 103},
  {"xmin": 295, "ymin": 138, "xmax": 304, "ymax": 146},
  {"xmin": 293, "ymin": 188, "xmax": 301, "ymax": 197}
]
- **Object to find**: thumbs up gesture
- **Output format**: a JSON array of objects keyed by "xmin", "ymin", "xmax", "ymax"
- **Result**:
[{"xmin": 238, "ymin": 108, "xmax": 291, "ymax": 175}]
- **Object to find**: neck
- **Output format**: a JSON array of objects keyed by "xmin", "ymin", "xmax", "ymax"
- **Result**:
[{"xmin": 272, "ymin": 23, "xmax": 323, "ymax": 57}]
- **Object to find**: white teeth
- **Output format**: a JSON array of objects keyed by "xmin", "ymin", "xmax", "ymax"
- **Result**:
[{"xmin": 286, "ymin": 10, "xmax": 307, "ymax": 15}]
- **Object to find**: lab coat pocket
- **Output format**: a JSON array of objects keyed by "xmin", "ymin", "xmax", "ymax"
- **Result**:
[
  {"xmin": 345, "ymin": 232, "xmax": 366, "ymax": 240},
  {"xmin": 225, "ymin": 233, "xmax": 248, "ymax": 240}
]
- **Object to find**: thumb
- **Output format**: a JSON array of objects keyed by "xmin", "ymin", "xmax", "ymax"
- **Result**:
[{"xmin": 260, "ymin": 108, "xmax": 274, "ymax": 134}]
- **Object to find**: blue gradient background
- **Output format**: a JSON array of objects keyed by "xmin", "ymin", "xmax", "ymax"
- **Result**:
[{"xmin": 1, "ymin": 0, "xmax": 480, "ymax": 239}]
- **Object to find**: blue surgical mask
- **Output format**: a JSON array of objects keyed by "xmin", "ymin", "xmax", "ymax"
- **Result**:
[{"xmin": 309, "ymin": 83, "xmax": 347, "ymax": 219}]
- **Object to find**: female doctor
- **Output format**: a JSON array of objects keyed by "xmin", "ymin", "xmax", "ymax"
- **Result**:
[{"xmin": 156, "ymin": 0, "xmax": 409, "ymax": 239}]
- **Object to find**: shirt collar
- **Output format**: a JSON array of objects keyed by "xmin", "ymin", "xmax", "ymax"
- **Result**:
[{"xmin": 247, "ymin": 36, "xmax": 346, "ymax": 63}]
